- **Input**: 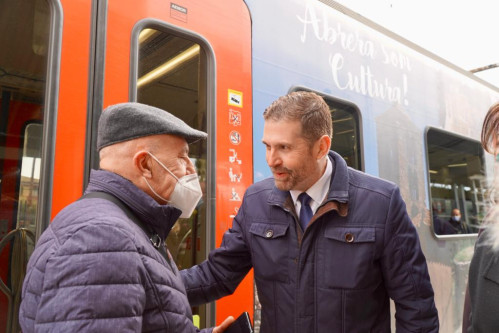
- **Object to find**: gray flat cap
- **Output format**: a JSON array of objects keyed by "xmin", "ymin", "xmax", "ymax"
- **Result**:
[{"xmin": 97, "ymin": 102, "xmax": 207, "ymax": 150}]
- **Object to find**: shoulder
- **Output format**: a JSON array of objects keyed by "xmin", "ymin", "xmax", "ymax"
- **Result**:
[
  {"xmin": 27, "ymin": 198, "xmax": 152, "ymax": 290},
  {"xmin": 22, "ymin": 199, "xmax": 147, "ymax": 309},
  {"xmin": 476, "ymin": 225, "xmax": 499, "ymax": 252},
  {"xmin": 347, "ymin": 167, "xmax": 398, "ymax": 199},
  {"xmin": 51, "ymin": 197, "xmax": 139, "ymax": 241},
  {"xmin": 35, "ymin": 197, "xmax": 147, "ymax": 264},
  {"xmin": 245, "ymin": 177, "xmax": 276, "ymax": 196}
]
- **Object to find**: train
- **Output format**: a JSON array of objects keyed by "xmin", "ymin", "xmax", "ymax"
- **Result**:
[{"xmin": 1, "ymin": 0, "xmax": 499, "ymax": 332}]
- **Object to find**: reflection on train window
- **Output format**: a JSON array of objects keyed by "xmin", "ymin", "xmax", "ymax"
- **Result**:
[
  {"xmin": 136, "ymin": 27, "xmax": 209, "ymax": 326},
  {"xmin": 0, "ymin": 0, "xmax": 50, "ymax": 331},
  {"xmin": 426, "ymin": 128, "xmax": 487, "ymax": 236},
  {"xmin": 17, "ymin": 124, "xmax": 43, "ymax": 230}
]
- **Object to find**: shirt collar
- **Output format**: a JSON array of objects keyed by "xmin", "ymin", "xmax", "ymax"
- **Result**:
[{"xmin": 290, "ymin": 156, "xmax": 333, "ymax": 213}]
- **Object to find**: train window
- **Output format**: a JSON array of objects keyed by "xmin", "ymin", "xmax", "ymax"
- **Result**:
[
  {"xmin": 135, "ymin": 27, "xmax": 210, "ymax": 327},
  {"xmin": 0, "ymin": 0, "xmax": 51, "ymax": 330},
  {"xmin": 329, "ymin": 102, "xmax": 362, "ymax": 171},
  {"xmin": 293, "ymin": 88, "xmax": 362, "ymax": 171},
  {"xmin": 426, "ymin": 128, "xmax": 487, "ymax": 236}
]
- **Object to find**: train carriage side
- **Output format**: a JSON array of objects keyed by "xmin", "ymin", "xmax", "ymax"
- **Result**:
[
  {"xmin": 246, "ymin": 0, "xmax": 499, "ymax": 331},
  {"xmin": 2, "ymin": 0, "xmax": 499, "ymax": 332}
]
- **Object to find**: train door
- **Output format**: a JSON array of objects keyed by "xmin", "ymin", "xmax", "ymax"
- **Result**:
[
  {"xmin": 95, "ymin": 0, "xmax": 253, "ymax": 328},
  {"xmin": 0, "ymin": 0, "xmax": 62, "ymax": 331},
  {"xmin": 0, "ymin": 1, "xmax": 50, "ymax": 332}
]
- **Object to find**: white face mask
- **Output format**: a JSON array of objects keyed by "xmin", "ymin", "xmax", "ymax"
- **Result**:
[
  {"xmin": 452, "ymin": 216, "xmax": 461, "ymax": 222},
  {"xmin": 143, "ymin": 152, "xmax": 203, "ymax": 218}
]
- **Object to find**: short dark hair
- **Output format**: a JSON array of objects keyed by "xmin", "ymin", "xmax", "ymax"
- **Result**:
[
  {"xmin": 481, "ymin": 102, "xmax": 499, "ymax": 154},
  {"xmin": 263, "ymin": 91, "xmax": 332, "ymax": 145}
]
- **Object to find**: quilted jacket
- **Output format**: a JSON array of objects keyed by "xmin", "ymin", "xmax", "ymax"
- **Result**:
[{"xmin": 19, "ymin": 169, "xmax": 209, "ymax": 333}]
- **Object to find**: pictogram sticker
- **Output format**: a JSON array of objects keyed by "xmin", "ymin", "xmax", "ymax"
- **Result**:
[
  {"xmin": 228, "ymin": 89, "xmax": 243, "ymax": 108},
  {"xmin": 229, "ymin": 109, "xmax": 242, "ymax": 126},
  {"xmin": 229, "ymin": 168, "xmax": 242, "ymax": 183},
  {"xmin": 229, "ymin": 188, "xmax": 242, "ymax": 201},
  {"xmin": 229, "ymin": 149, "xmax": 242, "ymax": 164},
  {"xmin": 229, "ymin": 131, "xmax": 241, "ymax": 145}
]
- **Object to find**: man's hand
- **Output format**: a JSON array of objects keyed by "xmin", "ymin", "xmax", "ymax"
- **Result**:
[{"xmin": 212, "ymin": 316, "xmax": 235, "ymax": 333}]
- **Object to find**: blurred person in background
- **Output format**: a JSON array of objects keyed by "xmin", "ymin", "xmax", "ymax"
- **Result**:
[
  {"xmin": 433, "ymin": 205, "xmax": 455, "ymax": 235},
  {"xmin": 449, "ymin": 208, "xmax": 471, "ymax": 234},
  {"xmin": 463, "ymin": 102, "xmax": 499, "ymax": 332}
]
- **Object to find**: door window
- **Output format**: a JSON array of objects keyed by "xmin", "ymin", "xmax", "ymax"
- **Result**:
[
  {"xmin": 0, "ymin": 0, "xmax": 51, "ymax": 330},
  {"xmin": 135, "ymin": 25, "xmax": 211, "ymax": 327}
]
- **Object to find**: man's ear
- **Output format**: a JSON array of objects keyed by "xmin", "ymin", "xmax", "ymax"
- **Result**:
[
  {"xmin": 317, "ymin": 135, "xmax": 331, "ymax": 159},
  {"xmin": 134, "ymin": 151, "xmax": 153, "ymax": 178}
]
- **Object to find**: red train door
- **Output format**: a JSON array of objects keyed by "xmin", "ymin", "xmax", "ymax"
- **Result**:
[{"xmin": 99, "ymin": 0, "xmax": 253, "ymax": 328}]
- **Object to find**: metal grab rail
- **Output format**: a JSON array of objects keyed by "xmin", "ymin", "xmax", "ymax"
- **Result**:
[{"xmin": 0, "ymin": 228, "xmax": 36, "ymax": 333}]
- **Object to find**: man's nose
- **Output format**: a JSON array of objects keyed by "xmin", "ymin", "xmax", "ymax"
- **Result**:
[
  {"xmin": 186, "ymin": 158, "xmax": 196, "ymax": 174},
  {"xmin": 267, "ymin": 149, "xmax": 281, "ymax": 167}
]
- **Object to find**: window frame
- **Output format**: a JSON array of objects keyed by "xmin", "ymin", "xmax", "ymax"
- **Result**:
[
  {"xmin": 425, "ymin": 126, "xmax": 487, "ymax": 239},
  {"xmin": 27, "ymin": 0, "xmax": 62, "ymax": 239}
]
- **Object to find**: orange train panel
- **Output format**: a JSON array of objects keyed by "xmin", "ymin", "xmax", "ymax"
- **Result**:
[{"xmin": 51, "ymin": 0, "xmax": 93, "ymax": 216}]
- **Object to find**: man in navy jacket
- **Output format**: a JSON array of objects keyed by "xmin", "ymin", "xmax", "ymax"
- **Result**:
[{"xmin": 182, "ymin": 91, "xmax": 439, "ymax": 332}]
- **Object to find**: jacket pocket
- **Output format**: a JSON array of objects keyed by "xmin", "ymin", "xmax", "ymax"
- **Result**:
[
  {"xmin": 320, "ymin": 226, "xmax": 377, "ymax": 289},
  {"xmin": 249, "ymin": 223, "xmax": 289, "ymax": 282}
]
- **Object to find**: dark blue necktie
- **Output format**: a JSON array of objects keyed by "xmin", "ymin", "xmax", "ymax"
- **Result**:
[{"xmin": 298, "ymin": 192, "xmax": 313, "ymax": 230}]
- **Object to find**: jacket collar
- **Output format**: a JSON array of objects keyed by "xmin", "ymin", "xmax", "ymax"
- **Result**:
[
  {"xmin": 325, "ymin": 151, "xmax": 349, "ymax": 203},
  {"xmin": 85, "ymin": 169, "xmax": 181, "ymax": 240},
  {"xmin": 268, "ymin": 151, "xmax": 349, "ymax": 216}
]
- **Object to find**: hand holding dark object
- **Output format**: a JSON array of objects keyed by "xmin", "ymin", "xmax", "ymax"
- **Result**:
[
  {"xmin": 212, "ymin": 316, "xmax": 234, "ymax": 333},
  {"xmin": 224, "ymin": 312, "xmax": 253, "ymax": 333}
]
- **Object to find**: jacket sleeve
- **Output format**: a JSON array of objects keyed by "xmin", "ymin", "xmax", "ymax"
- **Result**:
[
  {"xmin": 181, "ymin": 202, "xmax": 253, "ymax": 306},
  {"xmin": 381, "ymin": 187, "xmax": 439, "ymax": 332},
  {"xmin": 31, "ymin": 223, "xmax": 148, "ymax": 332}
]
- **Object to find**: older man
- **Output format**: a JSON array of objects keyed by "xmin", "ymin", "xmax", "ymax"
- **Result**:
[
  {"xmin": 19, "ymin": 103, "xmax": 233, "ymax": 332},
  {"xmin": 181, "ymin": 91, "xmax": 439, "ymax": 332}
]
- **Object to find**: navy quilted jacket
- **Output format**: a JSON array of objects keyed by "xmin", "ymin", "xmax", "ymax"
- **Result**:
[
  {"xmin": 20, "ymin": 169, "xmax": 210, "ymax": 333},
  {"xmin": 182, "ymin": 151, "xmax": 439, "ymax": 333}
]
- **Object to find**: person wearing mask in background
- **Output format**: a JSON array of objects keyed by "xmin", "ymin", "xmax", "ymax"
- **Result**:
[
  {"xmin": 19, "ymin": 103, "xmax": 234, "ymax": 332},
  {"xmin": 181, "ymin": 91, "xmax": 439, "ymax": 332},
  {"xmin": 449, "ymin": 208, "xmax": 471, "ymax": 234},
  {"xmin": 463, "ymin": 102, "xmax": 499, "ymax": 332},
  {"xmin": 433, "ymin": 205, "xmax": 456, "ymax": 235}
]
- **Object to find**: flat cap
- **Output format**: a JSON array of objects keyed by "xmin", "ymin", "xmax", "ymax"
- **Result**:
[{"xmin": 97, "ymin": 102, "xmax": 207, "ymax": 150}]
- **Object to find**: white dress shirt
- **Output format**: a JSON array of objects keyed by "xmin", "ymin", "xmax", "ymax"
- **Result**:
[{"xmin": 290, "ymin": 156, "xmax": 333, "ymax": 218}]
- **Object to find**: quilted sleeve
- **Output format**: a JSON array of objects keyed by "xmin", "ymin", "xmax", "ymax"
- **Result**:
[
  {"xmin": 33, "ymin": 223, "xmax": 147, "ymax": 332},
  {"xmin": 381, "ymin": 186, "xmax": 439, "ymax": 332}
]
